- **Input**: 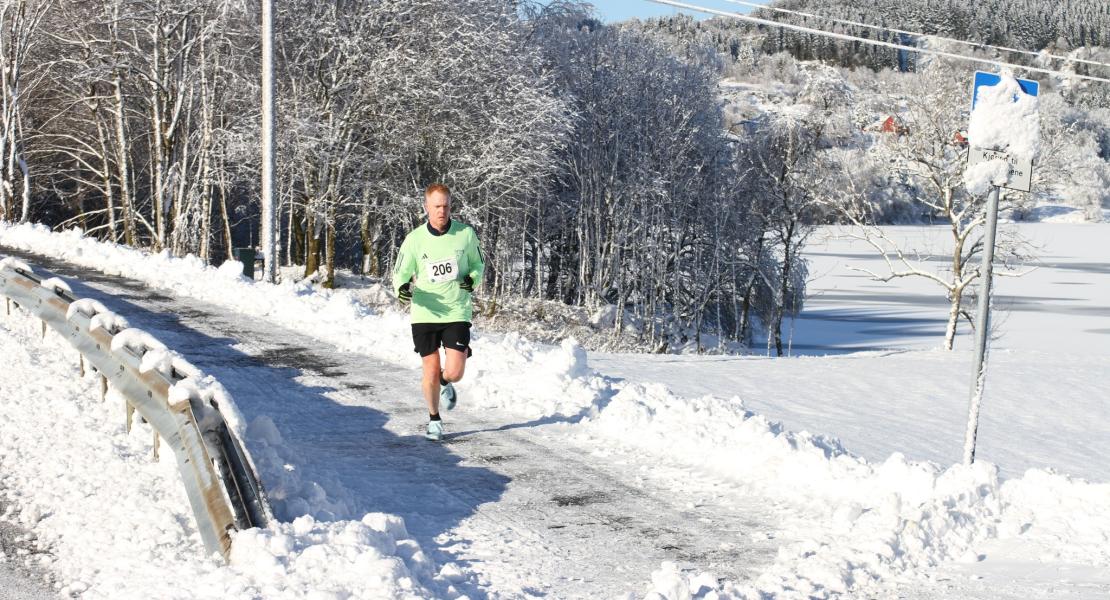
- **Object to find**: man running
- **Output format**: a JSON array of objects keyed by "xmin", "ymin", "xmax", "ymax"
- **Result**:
[{"xmin": 392, "ymin": 183, "xmax": 485, "ymax": 441}]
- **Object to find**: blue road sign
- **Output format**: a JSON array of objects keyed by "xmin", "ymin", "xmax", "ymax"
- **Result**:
[{"xmin": 972, "ymin": 71, "xmax": 1039, "ymax": 110}]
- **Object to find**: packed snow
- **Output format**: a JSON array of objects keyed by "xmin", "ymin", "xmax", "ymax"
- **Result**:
[{"xmin": 1, "ymin": 221, "xmax": 1109, "ymax": 598}]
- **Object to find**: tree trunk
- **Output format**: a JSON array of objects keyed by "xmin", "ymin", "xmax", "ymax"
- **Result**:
[
  {"xmin": 93, "ymin": 112, "xmax": 118, "ymax": 243},
  {"xmin": 218, "ymin": 171, "xmax": 233, "ymax": 262},
  {"xmin": 290, "ymin": 205, "xmax": 305, "ymax": 267},
  {"xmin": 774, "ymin": 245, "xmax": 793, "ymax": 357},
  {"xmin": 323, "ymin": 203, "xmax": 336, "ymax": 288},
  {"xmin": 944, "ymin": 289, "xmax": 962, "ymax": 351},
  {"xmin": 17, "ymin": 152, "xmax": 30, "ymax": 223},
  {"xmin": 305, "ymin": 209, "xmax": 320, "ymax": 277},
  {"xmin": 112, "ymin": 73, "xmax": 137, "ymax": 246}
]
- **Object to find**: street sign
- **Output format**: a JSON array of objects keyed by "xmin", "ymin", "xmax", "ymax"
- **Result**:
[
  {"xmin": 962, "ymin": 71, "xmax": 1040, "ymax": 465},
  {"xmin": 967, "ymin": 71, "xmax": 1039, "ymax": 192},
  {"xmin": 967, "ymin": 148, "xmax": 1033, "ymax": 192},
  {"xmin": 971, "ymin": 71, "xmax": 1039, "ymax": 110}
]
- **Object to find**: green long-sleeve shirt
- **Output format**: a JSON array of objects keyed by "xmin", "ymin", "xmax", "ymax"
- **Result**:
[{"xmin": 392, "ymin": 220, "xmax": 484, "ymax": 323}]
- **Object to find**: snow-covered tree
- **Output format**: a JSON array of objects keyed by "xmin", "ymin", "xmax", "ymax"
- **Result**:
[
  {"xmin": 832, "ymin": 62, "xmax": 1033, "ymax": 350},
  {"xmin": 524, "ymin": 2, "xmax": 767, "ymax": 350}
]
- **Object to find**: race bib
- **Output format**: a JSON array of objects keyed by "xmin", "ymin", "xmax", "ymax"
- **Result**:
[{"xmin": 424, "ymin": 256, "xmax": 458, "ymax": 284}]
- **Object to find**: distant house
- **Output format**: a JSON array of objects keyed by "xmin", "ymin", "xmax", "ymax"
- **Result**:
[
  {"xmin": 953, "ymin": 131, "xmax": 969, "ymax": 147},
  {"xmin": 879, "ymin": 116, "xmax": 909, "ymax": 136},
  {"xmin": 866, "ymin": 115, "xmax": 909, "ymax": 136}
]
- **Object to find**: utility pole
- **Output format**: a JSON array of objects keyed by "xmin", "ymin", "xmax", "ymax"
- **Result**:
[{"xmin": 261, "ymin": 0, "xmax": 278, "ymax": 283}]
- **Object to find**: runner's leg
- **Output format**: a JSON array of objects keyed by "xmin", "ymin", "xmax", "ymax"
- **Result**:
[
  {"xmin": 421, "ymin": 351, "xmax": 442, "ymax": 415},
  {"xmin": 443, "ymin": 348, "xmax": 467, "ymax": 383}
]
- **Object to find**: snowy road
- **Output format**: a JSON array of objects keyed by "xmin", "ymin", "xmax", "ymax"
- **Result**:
[
  {"xmin": 0, "ymin": 504, "xmax": 53, "ymax": 600},
  {"xmin": 0, "ymin": 246, "xmax": 787, "ymax": 598}
]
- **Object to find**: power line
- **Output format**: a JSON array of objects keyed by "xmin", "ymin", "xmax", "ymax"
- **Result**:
[
  {"xmin": 722, "ymin": 0, "xmax": 1110, "ymax": 71},
  {"xmin": 646, "ymin": 0, "xmax": 1110, "ymax": 85}
]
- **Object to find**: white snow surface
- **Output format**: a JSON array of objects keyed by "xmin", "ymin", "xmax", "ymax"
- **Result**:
[{"xmin": 1, "ymin": 221, "xmax": 1109, "ymax": 598}]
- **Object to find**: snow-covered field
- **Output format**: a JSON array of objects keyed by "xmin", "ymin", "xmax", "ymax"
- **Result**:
[
  {"xmin": 1, "ymin": 222, "xmax": 1108, "ymax": 598},
  {"xmin": 783, "ymin": 224, "xmax": 1110, "ymax": 356},
  {"xmin": 594, "ymin": 222, "xmax": 1110, "ymax": 596}
]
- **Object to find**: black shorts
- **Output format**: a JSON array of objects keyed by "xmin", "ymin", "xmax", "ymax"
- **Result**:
[{"xmin": 411, "ymin": 321, "xmax": 473, "ymax": 358}]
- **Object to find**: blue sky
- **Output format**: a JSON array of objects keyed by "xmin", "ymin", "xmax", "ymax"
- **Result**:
[{"xmin": 580, "ymin": 0, "xmax": 767, "ymax": 22}]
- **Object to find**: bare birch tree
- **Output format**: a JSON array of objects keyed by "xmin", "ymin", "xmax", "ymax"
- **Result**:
[{"xmin": 829, "ymin": 62, "xmax": 1032, "ymax": 350}]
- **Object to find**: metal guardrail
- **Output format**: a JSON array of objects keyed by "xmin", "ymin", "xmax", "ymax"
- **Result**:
[{"xmin": 0, "ymin": 257, "xmax": 271, "ymax": 559}]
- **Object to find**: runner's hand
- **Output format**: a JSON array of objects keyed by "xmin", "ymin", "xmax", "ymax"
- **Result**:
[
  {"xmin": 460, "ymin": 275, "xmax": 474, "ymax": 292},
  {"xmin": 398, "ymin": 282, "xmax": 412, "ymax": 305}
]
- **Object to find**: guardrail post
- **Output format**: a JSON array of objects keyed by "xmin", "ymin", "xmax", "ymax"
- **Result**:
[
  {"xmin": 100, "ymin": 375, "xmax": 107, "ymax": 402},
  {"xmin": 153, "ymin": 431, "xmax": 160, "ymax": 460},
  {"xmin": 80, "ymin": 355, "xmax": 86, "ymax": 377},
  {"xmin": 125, "ymin": 401, "xmax": 134, "ymax": 433}
]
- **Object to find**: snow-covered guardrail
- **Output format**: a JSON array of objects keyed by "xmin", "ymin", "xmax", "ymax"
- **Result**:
[{"xmin": 0, "ymin": 256, "xmax": 271, "ymax": 559}]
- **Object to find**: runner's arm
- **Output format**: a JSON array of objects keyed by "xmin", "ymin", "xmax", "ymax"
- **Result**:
[
  {"xmin": 392, "ymin": 237, "xmax": 417, "ymax": 295},
  {"xmin": 466, "ymin": 228, "xmax": 485, "ymax": 288}
]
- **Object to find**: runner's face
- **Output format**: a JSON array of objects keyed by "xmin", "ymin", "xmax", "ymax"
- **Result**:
[{"xmin": 425, "ymin": 191, "xmax": 450, "ymax": 231}]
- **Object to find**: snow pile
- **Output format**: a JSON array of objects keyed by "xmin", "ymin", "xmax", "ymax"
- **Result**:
[
  {"xmin": 67, "ymin": 298, "xmax": 131, "ymax": 334},
  {"xmin": 587, "ymin": 383, "xmax": 860, "ymax": 500},
  {"xmin": 0, "ymin": 255, "xmax": 33, "ymax": 273},
  {"xmin": 999, "ymin": 470, "xmax": 1110, "ymax": 565},
  {"xmin": 466, "ymin": 335, "xmax": 602, "ymax": 420},
  {"xmin": 217, "ymin": 258, "xmax": 246, "ymax": 279},
  {"xmin": 38, "ymin": 276, "xmax": 72, "ymax": 295},
  {"xmin": 640, "ymin": 460, "xmax": 1110, "ymax": 599},
  {"xmin": 243, "ymin": 416, "xmax": 354, "ymax": 522},
  {"xmin": 964, "ymin": 158, "xmax": 1011, "ymax": 196},
  {"xmin": 584, "ymin": 381, "xmax": 1110, "ymax": 598},
  {"xmin": 228, "ymin": 514, "xmax": 436, "ymax": 598}
]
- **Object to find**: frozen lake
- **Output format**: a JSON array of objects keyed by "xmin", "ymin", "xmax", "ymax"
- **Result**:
[{"xmin": 783, "ymin": 223, "xmax": 1110, "ymax": 356}]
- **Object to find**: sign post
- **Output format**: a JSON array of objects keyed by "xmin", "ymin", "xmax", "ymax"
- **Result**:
[{"xmin": 962, "ymin": 72, "xmax": 1039, "ymax": 465}]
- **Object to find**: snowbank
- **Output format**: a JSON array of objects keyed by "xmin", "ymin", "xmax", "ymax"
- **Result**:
[{"xmin": 620, "ymin": 383, "xmax": 1110, "ymax": 598}]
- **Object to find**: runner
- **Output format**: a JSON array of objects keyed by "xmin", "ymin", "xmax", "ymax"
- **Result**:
[{"xmin": 392, "ymin": 183, "xmax": 485, "ymax": 441}]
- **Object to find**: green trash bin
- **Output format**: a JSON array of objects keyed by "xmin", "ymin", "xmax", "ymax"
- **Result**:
[{"xmin": 232, "ymin": 248, "xmax": 257, "ymax": 280}]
